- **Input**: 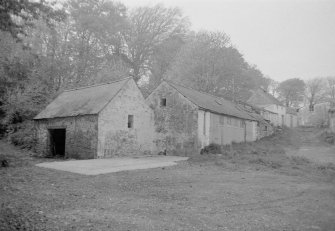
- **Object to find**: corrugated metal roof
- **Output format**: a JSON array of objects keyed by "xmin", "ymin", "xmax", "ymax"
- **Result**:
[
  {"xmin": 247, "ymin": 88, "xmax": 283, "ymax": 106},
  {"xmin": 34, "ymin": 78, "xmax": 130, "ymax": 120},
  {"xmin": 166, "ymin": 81, "xmax": 256, "ymax": 121}
]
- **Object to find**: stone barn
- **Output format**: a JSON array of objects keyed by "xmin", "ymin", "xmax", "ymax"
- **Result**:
[
  {"xmin": 146, "ymin": 81, "xmax": 257, "ymax": 155},
  {"xmin": 34, "ymin": 78, "xmax": 155, "ymax": 159}
]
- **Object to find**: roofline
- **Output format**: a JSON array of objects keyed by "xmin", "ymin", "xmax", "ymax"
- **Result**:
[
  {"xmin": 199, "ymin": 108, "xmax": 257, "ymax": 121},
  {"xmin": 33, "ymin": 113, "xmax": 98, "ymax": 120},
  {"xmin": 165, "ymin": 79, "xmax": 224, "ymax": 100},
  {"xmin": 145, "ymin": 80, "xmax": 198, "ymax": 108},
  {"xmin": 34, "ymin": 78, "xmax": 132, "ymax": 120},
  {"xmin": 97, "ymin": 78, "xmax": 131, "ymax": 114},
  {"xmin": 164, "ymin": 80, "xmax": 256, "ymax": 121},
  {"xmin": 64, "ymin": 77, "xmax": 132, "ymax": 92},
  {"xmin": 164, "ymin": 80, "xmax": 200, "ymax": 106}
]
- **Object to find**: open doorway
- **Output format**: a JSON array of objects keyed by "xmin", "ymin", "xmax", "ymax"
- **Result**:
[{"xmin": 49, "ymin": 129, "xmax": 66, "ymax": 157}]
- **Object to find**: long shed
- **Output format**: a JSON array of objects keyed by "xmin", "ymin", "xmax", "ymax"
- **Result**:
[{"xmin": 146, "ymin": 81, "xmax": 257, "ymax": 155}]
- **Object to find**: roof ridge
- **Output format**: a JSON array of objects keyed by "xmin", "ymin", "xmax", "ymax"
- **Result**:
[
  {"xmin": 64, "ymin": 77, "xmax": 131, "ymax": 92},
  {"xmin": 163, "ymin": 80, "xmax": 255, "ymax": 121},
  {"xmin": 164, "ymin": 80, "xmax": 227, "ymax": 102}
]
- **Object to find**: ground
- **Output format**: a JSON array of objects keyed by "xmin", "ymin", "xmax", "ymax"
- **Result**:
[{"xmin": 1, "ymin": 127, "xmax": 335, "ymax": 231}]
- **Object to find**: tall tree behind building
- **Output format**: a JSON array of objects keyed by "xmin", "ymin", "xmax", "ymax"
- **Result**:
[
  {"xmin": 277, "ymin": 78, "xmax": 305, "ymax": 107},
  {"xmin": 165, "ymin": 31, "xmax": 269, "ymax": 101}
]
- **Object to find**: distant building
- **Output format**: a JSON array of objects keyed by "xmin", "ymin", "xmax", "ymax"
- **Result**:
[
  {"xmin": 236, "ymin": 102, "xmax": 274, "ymax": 139},
  {"xmin": 284, "ymin": 107, "xmax": 298, "ymax": 128},
  {"xmin": 247, "ymin": 88, "xmax": 286, "ymax": 126},
  {"xmin": 146, "ymin": 81, "xmax": 258, "ymax": 155},
  {"xmin": 298, "ymin": 102, "xmax": 330, "ymax": 127},
  {"xmin": 34, "ymin": 78, "xmax": 155, "ymax": 159}
]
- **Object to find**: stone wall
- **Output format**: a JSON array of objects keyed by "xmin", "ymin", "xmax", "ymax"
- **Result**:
[
  {"xmin": 257, "ymin": 122, "xmax": 274, "ymax": 139},
  {"xmin": 146, "ymin": 82, "xmax": 199, "ymax": 156},
  {"xmin": 35, "ymin": 115, "xmax": 98, "ymax": 159},
  {"xmin": 97, "ymin": 79, "xmax": 155, "ymax": 157}
]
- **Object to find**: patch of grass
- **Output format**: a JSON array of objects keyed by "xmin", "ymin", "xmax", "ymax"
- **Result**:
[{"xmin": 190, "ymin": 127, "xmax": 335, "ymax": 176}]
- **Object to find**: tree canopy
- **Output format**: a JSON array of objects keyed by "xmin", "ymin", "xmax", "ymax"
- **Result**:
[{"xmin": 277, "ymin": 78, "xmax": 305, "ymax": 107}]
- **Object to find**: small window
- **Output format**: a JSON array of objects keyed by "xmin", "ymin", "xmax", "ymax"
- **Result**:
[
  {"xmin": 309, "ymin": 105, "xmax": 314, "ymax": 112},
  {"xmin": 128, "ymin": 115, "xmax": 134, "ymax": 128},
  {"xmin": 264, "ymin": 125, "xmax": 268, "ymax": 131},
  {"xmin": 240, "ymin": 120, "xmax": 244, "ymax": 128},
  {"xmin": 160, "ymin": 98, "xmax": 167, "ymax": 107},
  {"xmin": 227, "ymin": 117, "xmax": 232, "ymax": 125}
]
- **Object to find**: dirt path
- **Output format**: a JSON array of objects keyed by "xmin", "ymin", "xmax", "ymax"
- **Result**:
[
  {"xmin": 288, "ymin": 146, "xmax": 335, "ymax": 164},
  {"xmin": 286, "ymin": 127, "xmax": 335, "ymax": 164}
]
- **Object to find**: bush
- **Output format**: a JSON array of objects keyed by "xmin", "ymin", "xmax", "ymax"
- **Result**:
[
  {"xmin": 320, "ymin": 131, "xmax": 335, "ymax": 144},
  {"xmin": 200, "ymin": 143, "xmax": 222, "ymax": 155},
  {"xmin": 7, "ymin": 121, "xmax": 37, "ymax": 150},
  {"xmin": 290, "ymin": 156, "xmax": 311, "ymax": 165}
]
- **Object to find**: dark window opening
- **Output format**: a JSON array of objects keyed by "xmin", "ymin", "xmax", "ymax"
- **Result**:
[
  {"xmin": 128, "ymin": 115, "xmax": 134, "ymax": 128},
  {"xmin": 264, "ymin": 126, "xmax": 268, "ymax": 131},
  {"xmin": 160, "ymin": 98, "xmax": 167, "ymax": 107},
  {"xmin": 49, "ymin": 129, "xmax": 66, "ymax": 157},
  {"xmin": 309, "ymin": 104, "xmax": 314, "ymax": 112}
]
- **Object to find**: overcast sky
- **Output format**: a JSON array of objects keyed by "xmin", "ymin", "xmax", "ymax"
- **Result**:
[{"xmin": 124, "ymin": 0, "xmax": 335, "ymax": 82}]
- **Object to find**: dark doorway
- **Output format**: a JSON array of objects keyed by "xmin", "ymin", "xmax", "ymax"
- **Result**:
[{"xmin": 49, "ymin": 129, "xmax": 66, "ymax": 157}]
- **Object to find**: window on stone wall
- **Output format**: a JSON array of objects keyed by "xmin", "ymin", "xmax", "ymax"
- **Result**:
[
  {"xmin": 264, "ymin": 125, "xmax": 268, "ymax": 131},
  {"xmin": 128, "ymin": 115, "xmax": 134, "ymax": 128},
  {"xmin": 240, "ymin": 120, "xmax": 244, "ymax": 128},
  {"xmin": 160, "ymin": 98, "xmax": 167, "ymax": 107},
  {"xmin": 227, "ymin": 117, "xmax": 232, "ymax": 125},
  {"xmin": 309, "ymin": 104, "xmax": 314, "ymax": 112}
]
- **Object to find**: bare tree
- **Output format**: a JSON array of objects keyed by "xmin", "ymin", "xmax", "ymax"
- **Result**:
[
  {"xmin": 120, "ymin": 4, "xmax": 189, "ymax": 82},
  {"xmin": 268, "ymin": 79, "xmax": 279, "ymax": 96},
  {"xmin": 305, "ymin": 78, "xmax": 326, "ymax": 111}
]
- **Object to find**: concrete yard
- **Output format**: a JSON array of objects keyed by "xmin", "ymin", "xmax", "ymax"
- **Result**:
[{"xmin": 36, "ymin": 156, "xmax": 188, "ymax": 175}]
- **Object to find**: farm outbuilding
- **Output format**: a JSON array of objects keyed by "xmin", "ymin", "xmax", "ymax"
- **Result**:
[
  {"xmin": 285, "ymin": 107, "xmax": 298, "ymax": 128},
  {"xmin": 247, "ymin": 88, "xmax": 286, "ymax": 126},
  {"xmin": 146, "ymin": 81, "xmax": 257, "ymax": 155},
  {"xmin": 34, "ymin": 78, "xmax": 155, "ymax": 159}
]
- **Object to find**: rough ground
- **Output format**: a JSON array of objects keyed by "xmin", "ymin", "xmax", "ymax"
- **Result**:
[
  {"xmin": 286, "ymin": 127, "xmax": 335, "ymax": 164},
  {"xmin": 1, "ymin": 128, "xmax": 335, "ymax": 231}
]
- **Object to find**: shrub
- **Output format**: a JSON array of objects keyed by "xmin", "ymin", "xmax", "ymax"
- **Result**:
[
  {"xmin": 7, "ymin": 121, "xmax": 37, "ymax": 150},
  {"xmin": 200, "ymin": 143, "xmax": 222, "ymax": 155},
  {"xmin": 290, "ymin": 156, "xmax": 311, "ymax": 165},
  {"xmin": 320, "ymin": 131, "xmax": 335, "ymax": 144}
]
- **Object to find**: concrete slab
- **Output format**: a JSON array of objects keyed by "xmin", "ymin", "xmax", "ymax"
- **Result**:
[{"xmin": 36, "ymin": 156, "xmax": 188, "ymax": 175}]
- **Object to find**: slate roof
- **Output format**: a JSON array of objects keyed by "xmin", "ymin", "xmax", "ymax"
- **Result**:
[
  {"xmin": 286, "ymin": 107, "xmax": 298, "ymax": 115},
  {"xmin": 235, "ymin": 102, "xmax": 271, "ymax": 124},
  {"xmin": 247, "ymin": 88, "xmax": 283, "ymax": 106},
  {"xmin": 34, "ymin": 78, "xmax": 130, "ymax": 120},
  {"xmin": 166, "ymin": 81, "xmax": 256, "ymax": 121}
]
